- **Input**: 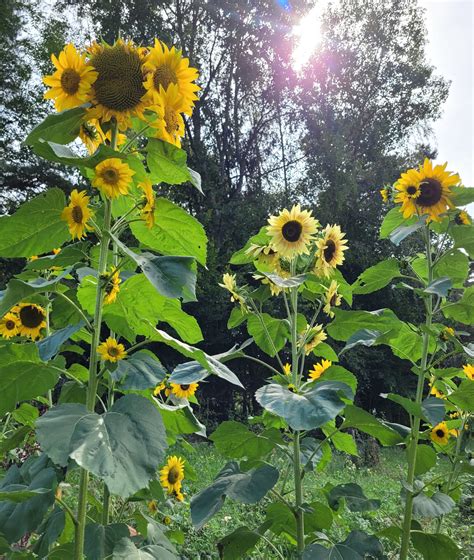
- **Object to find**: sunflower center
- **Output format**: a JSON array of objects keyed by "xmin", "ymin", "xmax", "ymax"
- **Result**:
[
  {"xmin": 5, "ymin": 320, "xmax": 16, "ymax": 330},
  {"xmin": 418, "ymin": 178, "xmax": 442, "ymax": 207},
  {"xmin": 436, "ymin": 429, "xmax": 445, "ymax": 438},
  {"xmin": 108, "ymin": 346, "xmax": 119, "ymax": 357},
  {"xmin": 330, "ymin": 294, "xmax": 338, "ymax": 306},
  {"xmin": 165, "ymin": 108, "xmax": 180, "ymax": 136},
  {"xmin": 60, "ymin": 68, "xmax": 81, "ymax": 95},
  {"xmin": 168, "ymin": 466, "xmax": 180, "ymax": 484},
  {"xmin": 19, "ymin": 306, "xmax": 44, "ymax": 328},
  {"xmin": 153, "ymin": 65, "xmax": 177, "ymax": 91},
  {"xmin": 101, "ymin": 167, "xmax": 119, "ymax": 185},
  {"xmin": 91, "ymin": 44, "xmax": 146, "ymax": 112},
  {"xmin": 71, "ymin": 205, "xmax": 84, "ymax": 224},
  {"xmin": 282, "ymin": 220, "xmax": 303, "ymax": 243},
  {"xmin": 324, "ymin": 239, "xmax": 336, "ymax": 262},
  {"xmin": 180, "ymin": 384, "xmax": 190, "ymax": 391},
  {"xmin": 406, "ymin": 185, "xmax": 418, "ymax": 196}
]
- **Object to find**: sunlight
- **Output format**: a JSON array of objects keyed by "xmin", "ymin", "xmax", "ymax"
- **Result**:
[{"xmin": 291, "ymin": 2, "xmax": 328, "ymax": 71}]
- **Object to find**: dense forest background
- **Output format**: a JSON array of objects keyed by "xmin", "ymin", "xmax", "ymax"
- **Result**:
[{"xmin": 0, "ymin": 0, "xmax": 455, "ymax": 426}]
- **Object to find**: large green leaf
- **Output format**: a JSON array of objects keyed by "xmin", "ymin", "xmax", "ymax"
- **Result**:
[
  {"xmin": 190, "ymin": 462, "xmax": 279, "ymax": 530},
  {"xmin": 255, "ymin": 381, "xmax": 353, "ymax": 431},
  {"xmin": 229, "ymin": 227, "xmax": 271, "ymax": 265},
  {"xmin": 131, "ymin": 198, "xmax": 207, "ymax": 266},
  {"xmin": 33, "ymin": 506, "xmax": 66, "ymax": 558},
  {"xmin": 146, "ymin": 139, "xmax": 202, "ymax": 192},
  {"xmin": 451, "ymin": 224, "xmax": 474, "ymax": 258},
  {"xmin": 0, "ymin": 455, "xmax": 56, "ymax": 543},
  {"xmin": 217, "ymin": 526, "xmax": 263, "ymax": 560},
  {"xmin": 312, "ymin": 365, "xmax": 358, "ymax": 393},
  {"xmin": 412, "ymin": 491, "xmax": 455, "ymax": 518},
  {"xmin": 112, "ymin": 536, "xmax": 178, "ymax": 560},
  {"xmin": 0, "ymin": 342, "xmax": 40, "ymax": 365},
  {"xmin": 390, "ymin": 217, "xmax": 426, "ymax": 245},
  {"xmin": 380, "ymin": 207, "xmax": 417, "ymax": 239},
  {"xmin": 0, "ymin": 189, "xmax": 69, "ymax": 257},
  {"xmin": 0, "ymin": 488, "xmax": 51, "ymax": 503},
  {"xmin": 328, "ymin": 483, "xmax": 380, "ymax": 512},
  {"xmin": 36, "ymin": 322, "xmax": 85, "ymax": 361},
  {"xmin": 111, "ymin": 351, "xmax": 167, "ymax": 390},
  {"xmin": 352, "ymin": 259, "xmax": 400, "ymax": 294},
  {"xmin": 327, "ymin": 308, "xmax": 401, "ymax": 342},
  {"xmin": 247, "ymin": 313, "xmax": 288, "ymax": 357},
  {"xmin": 25, "ymin": 242, "xmax": 90, "ymax": 271},
  {"xmin": 410, "ymin": 531, "xmax": 460, "ymax": 560},
  {"xmin": 209, "ymin": 421, "xmax": 282, "ymax": 460},
  {"xmin": 84, "ymin": 523, "xmax": 130, "ymax": 560},
  {"xmin": 25, "ymin": 107, "xmax": 85, "ymax": 146},
  {"xmin": 442, "ymin": 286, "xmax": 474, "ymax": 325},
  {"xmin": 448, "ymin": 380, "xmax": 474, "ymax": 412},
  {"xmin": 303, "ymin": 530, "xmax": 384, "ymax": 559},
  {"xmin": 156, "ymin": 402, "xmax": 206, "ymax": 442},
  {"xmin": 0, "ymin": 362, "xmax": 59, "ymax": 417},
  {"xmin": 341, "ymin": 405, "xmax": 403, "ymax": 446},
  {"xmin": 450, "ymin": 185, "xmax": 474, "ymax": 206}
]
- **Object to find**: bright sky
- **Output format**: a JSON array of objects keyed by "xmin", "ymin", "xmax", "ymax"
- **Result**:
[{"xmin": 420, "ymin": 0, "xmax": 473, "ymax": 187}]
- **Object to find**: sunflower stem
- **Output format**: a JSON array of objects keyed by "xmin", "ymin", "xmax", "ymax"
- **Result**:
[{"xmin": 400, "ymin": 225, "xmax": 433, "ymax": 560}]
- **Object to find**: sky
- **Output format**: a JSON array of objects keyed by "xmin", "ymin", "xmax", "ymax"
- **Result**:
[{"xmin": 420, "ymin": 0, "xmax": 473, "ymax": 188}]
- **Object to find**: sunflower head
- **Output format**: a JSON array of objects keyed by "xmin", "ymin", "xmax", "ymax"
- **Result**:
[
  {"xmin": 16, "ymin": 303, "xmax": 47, "ymax": 340},
  {"xmin": 267, "ymin": 205, "xmax": 319, "ymax": 259},
  {"xmin": 170, "ymin": 382, "xmax": 199, "ymax": 399},
  {"xmin": 282, "ymin": 363, "xmax": 291, "ymax": 376},
  {"xmin": 138, "ymin": 179, "xmax": 156, "ymax": 228},
  {"xmin": 79, "ymin": 120, "xmax": 106, "ymax": 154},
  {"xmin": 430, "ymin": 421, "xmax": 457, "ymax": 446},
  {"xmin": 43, "ymin": 43, "xmax": 98, "ymax": 112},
  {"xmin": 440, "ymin": 326, "xmax": 455, "ymax": 340},
  {"xmin": 219, "ymin": 273, "xmax": 246, "ymax": 308},
  {"xmin": 149, "ymin": 84, "xmax": 187, "ymax": 147},
  {"xmin": 315, "ymin": 225, "xmax": 348, "ymax": 278},
  {"xmin": 97, "ymin": 337, "xmax": 127, "ymax": 362},
  {"xmin": 323, "ymin": 280, "xmax": 341, "ymax": 318},
  {"xmin": 103, "ymin": 268, "xmax": 121, "ymax": 305},
  {"xmin": 0, "ymin": 312, "xmax": 20, "ymax": 339},
  {"xmin": 380, "ymin": 187, "xmax": 391, "ymax": 203},
  {"xmin": 463, "ymin": 364, "xmax": 474, "ymax": 381},
  {"xmin": 92, "ymin": 158, "xmax": 135, "ymax": 199},
  {"xmin": 308, "ymin": 359, "xmax": 332, "ymax": 381},
  {"xmin": 454, "ymin": 210, "xmax": 471, "ymax": 225},
  {"xmin": 61, "ymin": 189, "xmax": 93, "ymax": 240},
  {"xmin": 159, "ymin": 456, "xmax": 185, "ymax": 493},
  {"xmin": 302, "ymin": 324, "xmax": 327, "ymax": 355}
]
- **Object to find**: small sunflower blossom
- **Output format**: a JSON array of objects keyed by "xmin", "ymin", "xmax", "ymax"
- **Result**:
[
  {"xmin": 440, "ymin": 326, "xmax": 455, "ymax": 340},
  {"xmin": 463, "ymin": 364, "xmax": 474, "ymax": 381},
  {"xmin": 170, "ymin": 382, "xmax": 199, "ymax": 399},
  {"xmin": 219, "ymin": 273, "xmax": 247, "ymax": 309},
  {"xmin": 138, "ymin": 179, "xmax": 156, "ymax": 228},
  {"xmin": 147, "ymin": 500, "xmax": 158, "ymax": 514},
  {"xmin": 302, "ymin": 324, "xmax": 327, "ymax": 355},
  {"xmin": 323, "ymin": 280, "xmax": 342, "ymax": 318},
  {"xmin": 97, "ymin": 337, "xmax": 127, "ymax": 362},
  {"xmin": 160, "ymin": 456, "xmax": 185, "ymax": 494},
  {"xmin": 15, "ymin": 303, "xmax": 47, "ymax": 340},
  {"xmin": 430, "ymin": 421, "xmax": 457, "ymax": 446},
  {"xmin": 267, "ymin": 204, "xmax": 319, "ymax": 258},
  {"xmin": 314, "ymin": 225, "xmax": 348, "ymax": 278},
  {"xmin": 429, "ymin": 384, "xmax": 445, "ymax": 400},
  {"xmin": 394, "ymin": 159, "xmax": 461, "ymax": 222},
  {"xmin": 379, "ymin": 186, "xmax": 391, "ymax": 203},
  {"xmin": 103, "ymin": 268, "xmax": 121, "ymax": 305},
  {"xmin": 61, "ymin": 189, "xmax": 94, "ymax": 240},
  {"xmin": 0, "ymin": 312, "xmax": 20, "ymax": 339},
  {"xmin": 282, "ymin": 363, "xmax": 292, "ymax": 376},
  {"xmin": 79, "ymin": 120, "xmax": 106, "ymax": 154},
  {"xmin": 92, "ymin": 158, "xmax": 135, "ymax": 199},
  {"xmin": 153, "ymin": 382, "xmax": 171, "ymax": 398},
  {"xmin": 308, "ymin": 359, "xmax": 332, "ymax": 381},
  {"xmin": 148, "ymin": 84, "xmax": 187, "ymax": 148},
  {"xmin": 253, "ymin": 273, "xmax": 282, "ymax": 297},
  {"xmin": 454, "ymin": 210, "xmax": 471, "ymax": 225}
]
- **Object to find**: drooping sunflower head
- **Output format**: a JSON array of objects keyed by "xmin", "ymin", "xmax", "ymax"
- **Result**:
[
  {"xmin": 308, "ymin": 359, "xmax": 332, "ymax": 381},
  {"xmin": 61, "ymin": 189, "xmax": 94, "ymax": 240},
  {"xmin": 92, "ymin": 158, "xmax": 135, "ymax": 199},
  {"xmin": 43, "ymin": 43, "xmax": 98, "ymax": 112},
  {"xmin": 323, "ymin": 280, "xmax": 341, "ymax": 318},
  {"xmin": 170, "ymin": 382, "xmax": 199, "ymax": 399},
  {"xmin": 159, "ymin": 456, "xmax": 185, "ymax": 493},
  {"xmin": 379, "ymin": 186, "xmax": 391, "ymax": 203},
  {"xmin": 267, "ymin": 205, "xmax": 319, "ymax": 258},
  {"xmin": 315, "ymin": 225, "xmax": 348, "ymax": 277},
  {"xmin": 103, "ymin": 268, "xmax": 121, "ymax": 305},
  {"xmin": 138, "ymin": 179, "xmax": 156, "ymax": 228},
  {"xmin": 86, "ymin": 39, "xmax": 149, "ymax": 129},
  {"xmin": 0, "ymin": 312, "xmax": 20, "ymax": 339},
  {"xmin": 394, "ymin": 160, "xmax": 460, "ymax": 222},
  {"xmin": 454, "ymin": 210, "xmax": 471, "ymax": 225},
  {"xmin": 302, "ymin": 324, "xmax": 327, "ymax": 355},
  {"xmin": 97, "ymin": 337, "xmax": 127, "ymax": 362},
  {"xmin": 219, "ymin": 273, "xmax": 246, "ymax": 308},
  {"xmin": 79, "ymin": 120, "xmax": 106, "ymax": 154},
  {"xmin": 16, "ymin": 303, "xmax": 46, "ymax": 340},
  {"xmin": 149, "ymin": 84, "xmax": 186, "ymax": 147},
  {"xmin": 143, "ymin": 39, "xmax": 199, "ymax": 115},
  {"xmin": 463, "ymin": 364, "xmax": 474, "ymax": 381}
]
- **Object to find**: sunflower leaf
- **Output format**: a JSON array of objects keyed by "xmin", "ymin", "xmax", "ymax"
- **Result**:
[
  {"xmin": 352, "ymin": 259, "xmax": 400, "ymax": 294},
  {"xmin": 24, "ymin": 106, "xmax": 86, "ymax": 146}
]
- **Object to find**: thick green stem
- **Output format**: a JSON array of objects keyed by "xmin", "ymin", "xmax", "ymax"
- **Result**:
[
  {"xmin": 74, "ymin": 198, "xmax": 113, "ymax": 560},
  {"xmin": 293, "ymin": 431, "xmax": 305, "ymax": 554},
  {"xmin": 400, "ymin": 226, "xmax": 433, "ymax": 560}
]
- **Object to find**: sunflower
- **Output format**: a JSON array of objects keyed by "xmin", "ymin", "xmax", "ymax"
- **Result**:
[
  {"xmin": 430, "ymin": 421, "xmax": 457, "ymax": 446},
  {"xmin": 323, "ymin": 280, "xmax": 342, "ymax": 318},
  {"xmin": 103, "ymin": 268, "xmax": 121, "ymax": 305},
  {"xmin": 253, "ymin": 273, "xmax": 282, "ymax": 297},
  {"xmin": 16, "ymin": 303, "xmax": 46, "ymax": 340},
  {"xmin": 0, "ymin": 312, "xmax": 20, "ymax": 339},
  {"xmin": 429, "ymin": 385, "xmax": 445, "ymax": 399},
  {"xmin": 302, "ymin": 324, "xmax": 327, "ymax": 355},
  {"xmin": 172, "ymin": 488, "xmax": 185, "ymax": 502},
  {"xmin": 441, "ymin": 326, "xmax": 455, "ymax": 340},
  {"xmin": 219, "ymin": 273, "xmax": 246, "ymax": 308},
  {"xmin": 463, "ymin": 364, "xmax": 474, "ymax": 381},
  {"xmin": 315, "ymin": 225, "xmax": 348, "ymax": 278},
  {"xmin": 149, "ymin": 84, "xmax": 186, "ymax": 147},
  {"xmin": 170, "ymin": 382, "xmax": 199, "ymax": 399},
  {"xmin": 97, "ymin": 337, "xmax": 127, "ymax": 362},
  {"xmin": 138, "ymin": 179, "xmax": 156, "ymax": 228},
  {"xmin": 267, "ymin": 205, "xmax": 319, "ymax": 258},
  {"xmin": 143, "ymin": 39, "xmax": 199, "ymax": 114},
  {"xmin": 61, "ymin": 189, "xmax": 94, "ymax": 240},
  {"xmin": 159, "ymin": 456, "xmax": 185, "ymax": 493},
  {"xmin": 282, "ymin": 363, "xmax": 291, "ymax": 376},
  {"xmin": 454, "ymin": 210, "xmax": 471, "ymax": 225},
  {"xmin": 308, "ymin": 359, "xmax": 332, "ymax": 381},
  {"xmin": 379, "ymin": 187, "xmax": 390, "ymax": 203},
  {"xmin": 147, "ymin": 500, "xmax": 158, "ymax": 514},
  {"xmin": 79, "ymin": 120, "xmax": 106, "ymax": 153},
  {"xmin": 394, "ymin": 159, "xmax": 460, "ymax": 222},
  {"xmin": 43, "ymin": 43, "xmax": 98, "ymax": 112},
  {"xmin": 92, "ymin": 158, "xmax": 135, "ymax": 199},
  {"xmin": 153, "ymin": 382, "xmax": 171, "ymax": 398},
  {"xmin": 86, "ymin": 39, "xmax": 149, "ymax": 129}
]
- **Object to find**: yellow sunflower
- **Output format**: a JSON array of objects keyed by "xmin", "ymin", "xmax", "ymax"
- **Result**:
[
  {"xmin": 79, "ymin": 120, "xmax": 106, "ymax": 153},
  {"xmin": 454, "ymin": 210, "xmax": 471, "ymax": 225},
  {"xmin": 16, "ymin": 303, "xmax": 46, "ymax": 340},
  {"xmin": 253, "ymin": 274, "xmax": 282, "ymax": 297},
  {"xmin": 138, "ymin": 179, "xmax": 156, "ymax": 228},
  {"xmin": 315, "ymin": 225, "xmax": 348, "ymax": 278},
  {"xmin": 159, "ymin": 456, "xmax": 185, "ymax": 493},
  {"xmin": 308, "ymin": 359, "xmax": 332, "ymax": 381},
  {"xmin": 441, "ymin": 326, "xmax": 455, "ymax": 340},
  {"xmin": 43, "ymin": 43, "xmax": 98, "ymax": 112},
  {"xmin": 267, "ymin": 205, "xmax": 319, "ymax": 258},
  {"xmin": 429, "ymin": 385, "xmax": 445, "ymax": 399},
  {"xmin": 143, "ymin": 39, "xmax": 199, "ymax": 114},
  {"xmin": 86, "ymin": 39, "xmax": 150, "ymax": 129},
  {"xmin": 103, "ymin": 268, "xmax": 121, "ymax": 305},
  {"xmin": 323, "ymin": 280, "xmax": 342, "ymax": 318},
  {"xmin": 153, "ymin": 382, "xmax": 171, "ymax": 398},
  {"xmin": 463, "ymin": 364, "xmax": 474, "ymax": 381},
  {"xmin": 170, "ymin": 383, "xmax": 199, "ymax": 399},
  {"xmin": 282, "ymin": 363, "xmax": 292, "ymax": 376},
  {"xmin": 61, "ymin": 189, "xmax": 94, "ymax": 239},
  {"xmin": 430, "ymin": 421, "xmax": 457, "ymax": 446},
  {"xmin": 0, "ymin": 312, "xmax": 20, "ymax": 339},
  {"xmin": 92, "ymin": 158, "xmax": 135, "ymax": 199},
  {"xmin": 97, "ymin": 337, "xmax": 127, "ymax": 362},
  {"xmin": 379, "ymin": 187, "xmax": 390, "ymax": 203},
  {"xmin": 172, "ymin": 488, "xmax": 185, "ymax": 502},
  {"xmin": 394, "ymin": 159, "xmax": 460, "ymax": 222},
  {"xmin": 149, "ymin": 84, "xmax": 186, "ymax": 147},
  {"xmin": 147, "ymin": 500, "xmax": 158, "ymax": 514},
  {"xmin": 303, "ymin": 324, "xmax": 327, "ymax": 355},
  {"xmin": 219, "ymin": 273, "xmax": 246, "ymax": 307}
]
